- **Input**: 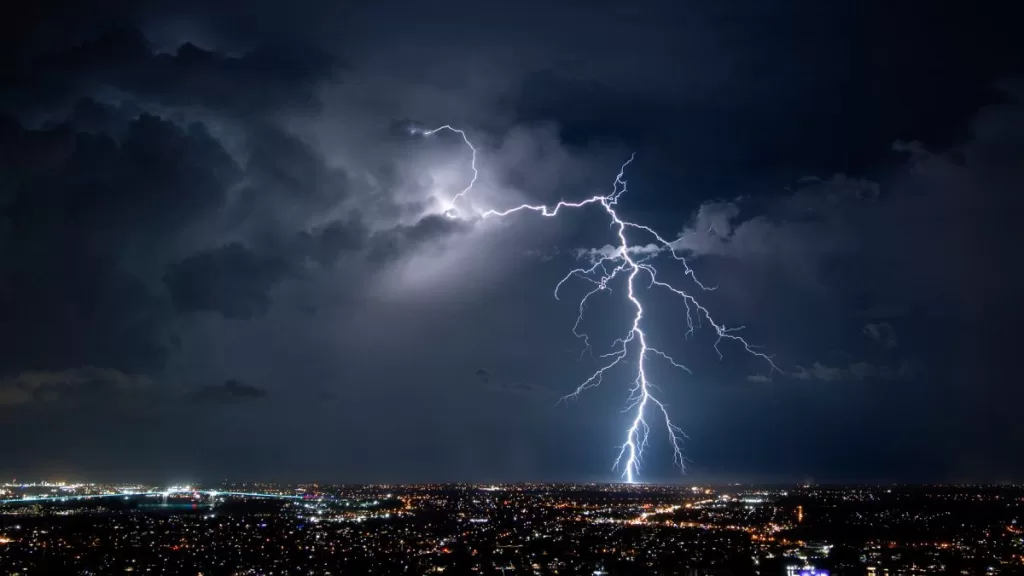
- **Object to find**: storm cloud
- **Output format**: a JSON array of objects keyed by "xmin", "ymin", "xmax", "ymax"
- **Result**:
[
  {"xmin": 1, "ymin": 0, "xmax": 1021, "ymax": 484},
  {"xmin": 2, "ymin": 27, "xmax": 337, "ymax": 119}
]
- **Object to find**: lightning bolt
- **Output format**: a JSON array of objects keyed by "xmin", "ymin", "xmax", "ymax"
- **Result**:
[
  {"xmin": 409, "ymin": 125, "xmax": 479, "ymax": 217},
  {"xmin": 414, "ymin": 126, "xmax": 779, "ymax": 483}
]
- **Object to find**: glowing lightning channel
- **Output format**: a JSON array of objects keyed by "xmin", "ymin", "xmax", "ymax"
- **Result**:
[
  {"xmin": 410, "ymin": 125, "xmax": 479, "ymax": 217},
  {"xmin": 415, "ymin": 125, "xmax": 780, "ymax": 483}
]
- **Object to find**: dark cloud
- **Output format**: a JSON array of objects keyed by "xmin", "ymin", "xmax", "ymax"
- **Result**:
[
  {"xmin": 667, "ymin": 89, "xmax": 1024, "ymax": 324},
  {"xmin": 655, "ymin": 88, "xmax": 1024, "ymax": 479},
  {"xmin": 115, "ymin": 114, "xmax": 240, "ymax": 233},
  {"xmin": 1, "ymin": 34, "xmax": 372, "ymax": 363},
  {"xmin": 0, "ymin": 367, "xmax": 151, "ymax": 407},
  {"xmin": 164, "ymin": 214, "xmax": 368, "ymax": 320},
  {"xmin": 61, "ymin": 96, "xmax": 143, "ymax": 136},
  {"xmin": 669, "ymin": 175, "xmax": 881, "ymax": 289},
  {"xmin": 0, "ymin": 113, "xmax": 239, "ymax": 375},
  {"xmin": 289, "ymin": 217, "xmax": 367, "ymax": 268},
  {"xmin": 0, "ymin": 113, "xmax": 238, "ymax": 244},
  {"xmin": 164, "ymin": 243, "xmax": 289, "ymax": 320},
  {"xmin": 228, "ymin": 125, "xmax": 362, "ymax": 249},
  {"xmin": 246, "ymin": 126, "xmax": 339, "ymax": 197},
  {"xmin": 0, "ymin": 32, "xmax": 447, "ymax": 382},
  {"xmin": 368, "ymin": 214, "xmax": 471, "ymax": 263},
  {"xmin": 188, "ymin": 379, "xmax": 268, "ymax": 404},
  {"xmin": 3, "ymin": 28, "xmax": 338, "ymax": 119}
]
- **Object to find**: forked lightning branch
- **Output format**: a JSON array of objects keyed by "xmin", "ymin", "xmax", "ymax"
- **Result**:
[{"xmin": 413, "ymin": 125, "xmax": 779, "ymax": 483}]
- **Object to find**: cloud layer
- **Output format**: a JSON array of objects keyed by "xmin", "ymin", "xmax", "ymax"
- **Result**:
[{"xmin": 1, "ymin": 2, "xmax": 1022, "ymax": 483}]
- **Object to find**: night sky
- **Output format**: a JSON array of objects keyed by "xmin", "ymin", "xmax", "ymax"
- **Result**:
[{"xmin": 2, "ymin": 0, "xmax": 1022, "ymax": 484}]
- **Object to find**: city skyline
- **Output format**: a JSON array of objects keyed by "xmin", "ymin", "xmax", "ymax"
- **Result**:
[{"xmin": 2, "ymin": 480, "xmax": 1021, "ymax": 574}]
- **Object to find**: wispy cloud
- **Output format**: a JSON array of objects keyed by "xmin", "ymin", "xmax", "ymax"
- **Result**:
[
  {"xmin": 792, "ymin": 361, "xmax": 913, "ymax": 382},
  {"xmin": 863, "ymin": 322, "xmax": 899, "ymax": 349}
]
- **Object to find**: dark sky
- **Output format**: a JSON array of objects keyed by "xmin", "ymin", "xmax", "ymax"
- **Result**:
[{"xmin": 1, "ymin": 0, "xmax": 1022, "ymax": 484}]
